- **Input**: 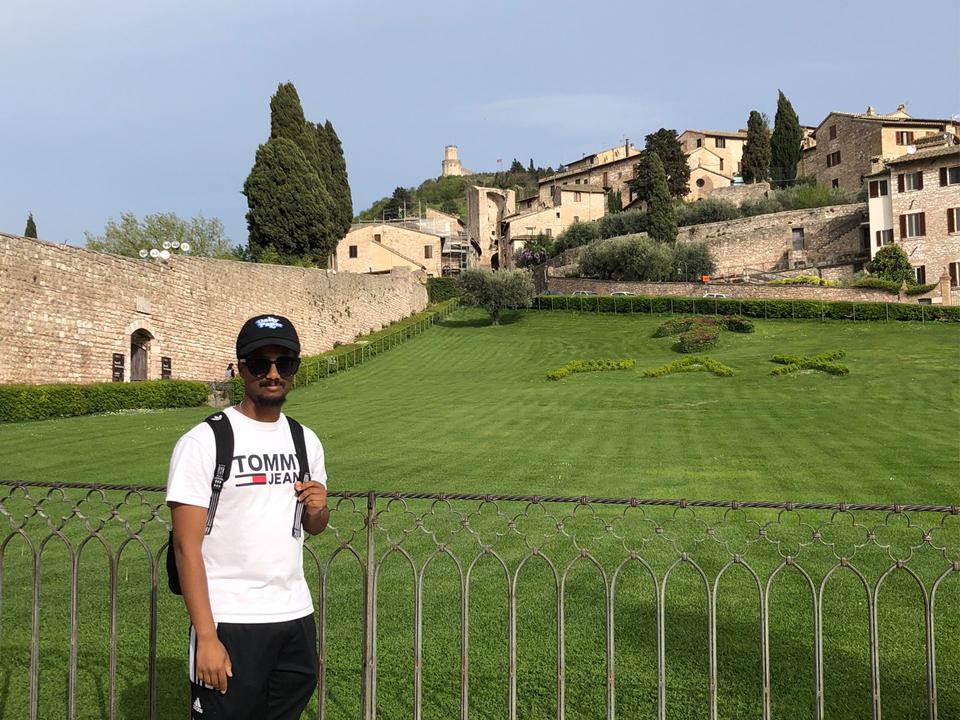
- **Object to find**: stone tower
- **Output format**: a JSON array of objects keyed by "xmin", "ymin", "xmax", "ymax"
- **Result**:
[{"xmin": 442, "ymin": 145, "xmax": 471, "ymax": 177}]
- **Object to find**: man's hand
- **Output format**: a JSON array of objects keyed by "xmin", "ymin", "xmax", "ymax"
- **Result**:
[
  {"xmin": 196, "ymin": 634, "xmax": 233, "ymax": 694},
  {"xmin": 295, "ymin": 480, "xmax": 329, "ymax": 535}
]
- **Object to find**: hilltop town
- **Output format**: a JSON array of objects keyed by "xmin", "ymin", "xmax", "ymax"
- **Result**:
[{"xmin": 336, "ymin": 104, "xmax": 960, "ymax": 306}]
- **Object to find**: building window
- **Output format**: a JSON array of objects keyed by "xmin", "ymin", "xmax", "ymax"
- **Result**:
[
  {"xmin": 913, "ymin": 265, "xmax": 926, "ymax": 285},
  {"xmin": 574, "ymin": 216, "xmax": 580, "ymax": 223},
  {"xmin": 696, "ymin": 178, "xmax": 705, "ymax": 188},
  {"xmin": 868, "ymin": 179, "xmax": 889, "ymax": 198},
  {"xmin": 348, "ymin": 245, "xmax": 358, "ymax": 258},
  {"xmin": 895, "ymin": 131, "xmax": 914, "ymax": 145},
  {"xmin": 940, "ymin": 166, "xmax": 960, "ymax": 186},
  {"xmin": 832, "ymin": 179, "xmax": 840, "ymax": 189},
  {"xmin": 696, "ymin": 138, "xmax": 703, "ymax": 148},
  {"xmin": 875, "ymin": 229, "xmax": 894, "ymax": 247},
  {"xmin": 899, "ymin": 171, "xmax": 923, "ymax": 192},
  {"xmin": 737, "ymin": 162, "xmax": 742, "ymax": 175},
  {"xmin": 424, "ymin": 245, "xmax": 433, "ymax": 259},
  {"xmin": 826, "ymin": 150, "xmax": 842, "ymax": 167},
  {"xmin": 374, "ymin": 233, "xmax": 382, "ymax": 243},
  {"xmin": 900, "ymin": 212, "xmax": 926, "ymax": 238},
  {"xmin": 829, "ymin": 124, "xmax": 837, "ymax": 140},
  {"xmin": 948, "ymin": 207, "xmax": 960, "ymax": 233},
  {"xmin": 556, "ymin": 212, "xmax": 561, "ymax": 218},
  {"xmin": 950, "ymin": 262, "xmax": 960, "ymax": 288},
  {"xmin": 719, "ymin": 159, "xmax": 724, "ymax": 171},
  {"xmin": 792, "ymin": 227, "xmax": 805, "ymax": 251},
  {"xmin": 715, "ymin": 137, "xmax": 726, "ymax": 148},
  {"xmin": 545, "ymin": 229, "xmax": 552, "ymax": 237},
  {"xmin": 574, "ymin": 192, "xmax": 582, "ymax": 202}
]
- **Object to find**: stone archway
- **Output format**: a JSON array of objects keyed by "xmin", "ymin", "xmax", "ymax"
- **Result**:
[{"xmin": 130, "ymin": 329, "xmax": 153, "ymax": 381}]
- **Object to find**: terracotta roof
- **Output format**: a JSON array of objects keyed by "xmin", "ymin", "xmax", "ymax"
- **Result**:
[
  {"xmin": 812, "ymin": 111, "xmax": 954, "ymax": 135},
  {"xmin": 681, "ymin": 129, "xmax": 748, "ymax": 139},
  {"xmin": 884, "ymin": 145, "xmax": 960, "ymax": 166}
]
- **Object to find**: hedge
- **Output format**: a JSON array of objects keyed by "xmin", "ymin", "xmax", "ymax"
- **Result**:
[
  {"xmin": 675, "ymin": 326, "xmax": 720, "ymax": 353},
  {"xmin": 0, "ymin": 380, "xmax": 209, "ymax": 423},
  {"xmin": 426, "ymin": 277, "xmax": 460, "ymax": 303},
  {"xmin": 530, "ymin": 294, "xmax": 960, "ymax": 322},
  {"xmin": 546, "ymin": 358, "xmax": 635, "ymax": 381},
  {"xmin": 642, "ymin": 356, "xmax": 733, "ymax": 378},
  {"xmin": 770, "ymin": 350, "xmax": 849, "ymax": 376}
]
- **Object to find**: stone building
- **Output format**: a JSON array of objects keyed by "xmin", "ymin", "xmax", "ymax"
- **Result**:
[
  {"xmin": 797, "ymin": 105, "xmax": 958, "ymax": 194},
  {"xmin": 465, "ymin": 186, "xmax": 516, "ymax": 268},
  {"xmin": 865, "ymin": 133, "xmax": 960, "ymax": 303},
  {"xmin": 441, "ymin": 145, "xmax": 472, "ymax": 177},
  {"xmin": 333, "ymin": 210, "xmax": 476, "ymax": 277},
  {"xmin": 503, "ymin": 185, "xmax": 606, "ymax": 260},
  {"xmin": 678, "ymin": 129, "xmax": 748, "ymax": 199},
  {"xmin": 0, "ymin": 233, "xmax": 427, "ymax": 386},
  {"xmin": 536, "ymin": 141, "xmax": 640, "ymax": 206}
]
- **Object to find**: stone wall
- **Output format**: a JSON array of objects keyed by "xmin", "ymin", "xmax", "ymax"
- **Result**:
[
  {"xmin": 0, "ymin": 234, "xmax": 428, "ymax": 385},
  {"xmin": 545, "ymin": 276, "xmax": 948, "ymax": 304},
  {"xmin": 711, "ymin": 181, "xmax": 773, "ymax": 204},
  {"xmin": 675, "ymin": 203, "xmax": 868, "ymax": 276}
]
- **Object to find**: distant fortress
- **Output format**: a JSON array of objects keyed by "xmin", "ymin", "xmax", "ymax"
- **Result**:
[{"xmin": 441, "ymin": 145, "xmax": 472, "ymax": 177}]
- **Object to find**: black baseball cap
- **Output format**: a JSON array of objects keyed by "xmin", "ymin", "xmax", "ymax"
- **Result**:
[{"xmin": 236, "ymin": 315, "xmax": 301, "ymax": 358}]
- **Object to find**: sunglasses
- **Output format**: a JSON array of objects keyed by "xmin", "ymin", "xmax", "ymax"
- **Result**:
[{"xmin": 240, "ymin": 356, "xmax": 301, "ymax": 379}]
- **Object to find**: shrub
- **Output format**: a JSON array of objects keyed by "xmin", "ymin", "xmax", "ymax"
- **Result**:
[
  {"xmin": 653, "ymin": 317, "xmax": 696, "ymax": 337},
  {"xmin": 722, "ymin": 316, "xmax": 755, "ymax": 333},
  {"xmin": 770, "ymin": 350, "xmax": 848, "ymax": 376},
  {"xmin": 579, "ymin": 236, "xmax": 714, "ymax": 282},
  {"xmin": 642, "ymin": 356, "xmax": 733, "ymax": 377},
  {"xmin": 769, "ymin": 274, "xmax": 839, "ymax": 287},
  {"xmin": 865, "ymin": 245, "xmax": 913, "ymax": 285},
  {"xmin": 674, "ymin": 325, "xmax": 720, "ymax": 353},
  {"xmin": 0, "ymin": 380, "xmax": 209, "ymax": 423},
  {"xmin": 675, "ymin": 197, "xmax": 740, "ymax": 227},
  {"xmin": 905, "ymin": 283, "xmax": 938, "ymax": 296},
  {"xmin": 554, "ymin": 220, "xmax": 601, "ymax": 252},
  {"xmin": 546, "ymin": 358, "xmax": 635, "ymax": 380},
  {"xmin": 426, "ymin": 276, "xmax": 460, "ymax": 302}
]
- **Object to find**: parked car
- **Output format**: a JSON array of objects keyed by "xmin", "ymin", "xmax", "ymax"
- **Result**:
[
  {"xmin": 571, "ymin": 290, "xmax": 597, "ymax": 296},
  {"xmin": 703, "ymin": 292, "xmax": 729, "ymax": 299},
  {"xmin": 611, "ymin": 291, "xmax": 634, "ymax": 296}
]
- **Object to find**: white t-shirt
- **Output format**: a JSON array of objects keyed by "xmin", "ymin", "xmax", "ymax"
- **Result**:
[{"xmin": 166, "ymin": 406, "xmax": 326, "ymax": 624}]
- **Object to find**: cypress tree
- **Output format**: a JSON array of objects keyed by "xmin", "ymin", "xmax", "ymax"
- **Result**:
[
  {"xmin": 270, "ymin": 82, "xmax": 307, "ymax": 144},
  {"xmin": 643, "ymin": 129, "xmax": 690, "ymax": 198},
  {"xmin": 243, "ymin": 138, "xmax": 332, "ymax": 265},
  {"xmin": 770, "ymin": 90, "xmax": 802, "ymax": 187},
  {"xmin": 24, "ymin": 213, "xmax": 37, "ymax": 238},
  {"xmin": 644, "ymin": 153, "xmax": 677, "ymax": 244},
  {"xmin": 321, "ymin": 120, "xmax": 353, "ymax": 237},
  {"xmin": 740, "ymin": 110, "xmax": 772, "ymax": 183}
]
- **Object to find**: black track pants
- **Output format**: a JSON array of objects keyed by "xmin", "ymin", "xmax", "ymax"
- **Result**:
[{"xmin": 189, "ymin": 614, "xmax": 319, "ymax": 720}]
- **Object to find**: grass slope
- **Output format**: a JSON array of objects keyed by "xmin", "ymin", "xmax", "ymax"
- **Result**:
[{"xmin": 1, "ymin": 310, "xmax": 958, "ymax": 720}]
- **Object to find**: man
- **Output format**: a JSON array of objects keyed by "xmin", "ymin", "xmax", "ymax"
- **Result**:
[{"xmin": 167, "ymin": 314, "xmax": 329, "ymax": 719}]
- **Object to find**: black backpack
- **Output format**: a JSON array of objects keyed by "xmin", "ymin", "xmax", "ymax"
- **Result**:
[{"xmin": 166, "ymin": 411, "xmax": 311, "ymax": 595}]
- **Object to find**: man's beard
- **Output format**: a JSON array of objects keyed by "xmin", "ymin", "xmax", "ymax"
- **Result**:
[{"xmin": 251, "ymin": 383, "xmax": 288, "ymax": 407}]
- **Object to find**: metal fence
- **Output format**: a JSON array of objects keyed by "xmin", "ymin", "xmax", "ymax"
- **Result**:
[{"xmin": 0, "ymin": 481, "xmax": 957, "ymax": 720}]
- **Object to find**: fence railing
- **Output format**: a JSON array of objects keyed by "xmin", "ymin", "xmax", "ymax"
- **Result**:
[
  {"xmin": 292, "ymin": 300, "xmax": 457, "ymax": 388},
  {"xmin": 0, "ymin": 481, "xmax": 957, "ymax": 720}
]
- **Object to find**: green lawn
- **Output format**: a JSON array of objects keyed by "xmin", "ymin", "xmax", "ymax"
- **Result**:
[{"xmin": 1, "ymin": 310, "xmax": 958, "ymax": 719}]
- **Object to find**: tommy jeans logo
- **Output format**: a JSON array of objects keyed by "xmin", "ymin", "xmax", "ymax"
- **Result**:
[{"xmin": 233, "ymin": 453, "xmax": 299, "ymax": 486}]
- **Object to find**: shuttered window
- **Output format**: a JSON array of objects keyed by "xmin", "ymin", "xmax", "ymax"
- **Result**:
[
  {"xmin": 940, "ymin": 166, "xmax": 960, "ymax": 186},
  {"xmin": 869, "ymin": 179, "xmax": 889, "ymax": 198},
  {"xmin": 900, "ymin": 212, "xmax": 926, "ymax": 238},
  {"xmin": 948, "ymin": 208, "xmax": 959, "ymax": 233}
]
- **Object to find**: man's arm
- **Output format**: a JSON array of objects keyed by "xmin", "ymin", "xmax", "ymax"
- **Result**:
[
  {"xmin": 295, "ymin": 481, "xmax": 329, "ymax": 535},
  {"xmin": 170, "ymin": 503, "xmax": 233, "ymax": 694}
]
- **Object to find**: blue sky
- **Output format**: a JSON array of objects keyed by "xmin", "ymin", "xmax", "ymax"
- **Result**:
[{"xmin": 2, "ymin": 0, "xmax": 958, "ymax": 247}]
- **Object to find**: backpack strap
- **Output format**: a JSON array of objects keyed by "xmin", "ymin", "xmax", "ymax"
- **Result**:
[
  {"xmin": 286, "ymin": 416, "xmax": 309, "ymax": 539},
  {"xmin": 203, "ymin": 411, "xmax": 234, "ymax": 535}
]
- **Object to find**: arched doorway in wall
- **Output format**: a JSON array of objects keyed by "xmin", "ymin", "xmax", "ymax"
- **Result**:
[
  {"xmin": 130, "ymin": 329, "xmax": 153, "ymax": 381},
  {"xmin": 490, "ymin": 252, "xmax": 500, "ymax": 270}
]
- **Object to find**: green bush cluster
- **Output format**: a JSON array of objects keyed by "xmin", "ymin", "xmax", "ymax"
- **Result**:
[
  {"xmin": 769, "ymin": 274, "xmax": 839, "ymax": 287},
  {"xmin": 653, "ymin": 315, "xmax": 752, "ymax": 338},
  {"xmin": 0, "ymin": 380, "xmax": 209, "ymax": 423},
  {"xmin": 546, "ymin": 359, "xmax": 636, "ymax": 381},
  {"xmin": 577, "ymin": 235, "xmax": 715, "ymax": 282},
  {"xmin": 674, "ymin": 325, "xmax": 721, "ymax": 353},
  {"xmin": 426, "ymin": 277, "xmax": 460, "ymax": 302},
  {"xmin": 723, "ymin": 315, "xmax": 755, "ymax": 333},
  {"xmin": 531, "ymin": 294, "xmax": 960, "ymax": 322},
  {"xmin": 642, "ymin": 356, "xmax": 733, "ymax": 378},
  {"xmin": 770, "ymin": 350, "xmax": 849, "ymax": 376},
  {"xmin": 849, "ymin": 276, "xmax": 938, "ymax": 296}
]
